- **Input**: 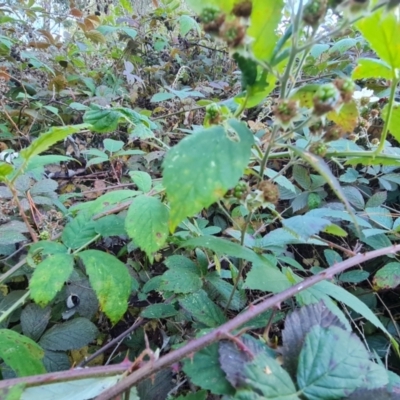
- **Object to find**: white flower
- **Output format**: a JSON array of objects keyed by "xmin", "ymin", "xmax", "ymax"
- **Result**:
[{"xmin": 352, "ymin": 88, "xmax": 379, "ymax": 103}]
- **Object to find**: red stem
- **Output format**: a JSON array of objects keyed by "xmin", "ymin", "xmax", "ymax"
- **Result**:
[
  {"xmin": 96, "ymin": 244, "xmax": 400, "ymax": 400},
  {"xmin": 0, "ymin": 244, "xmax": 399, "ymax": 396}
]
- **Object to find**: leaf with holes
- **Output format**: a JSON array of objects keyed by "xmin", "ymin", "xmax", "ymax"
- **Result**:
[
  {"xmin": 78, "ymin": 250, "xmax": 132, "ymax": 324},
  {"xmin": 163, "ymin": 119, "xmax": 253, "ymax": 231}
]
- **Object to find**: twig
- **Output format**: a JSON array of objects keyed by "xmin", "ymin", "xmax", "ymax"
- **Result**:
[
  {"xmin": 78, "ymin": 318, "xmax": 146, "ymax": 368},
  {"xmin": 95, "ymin": 244, "xmax": 400, "ymax": 400}
]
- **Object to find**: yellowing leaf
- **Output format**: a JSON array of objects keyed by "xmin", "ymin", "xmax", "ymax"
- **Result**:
[
  {"xmin": 30, "ymin": 253, "xmax": 74, "ymax": 306},
  {"xmin": 78, "ymin": 250, "xmax": 132, "ymax": 324},
  {"xmin": 327, "ymin": 101, "xmax": 359, "ymax": 132},
  {"xmin": 125, "ymin": 195, "xmax": 169, "ymax": 261},
  {"xmin": 85, "ymin": 30, "xmax": 106, "ymax": 44}
]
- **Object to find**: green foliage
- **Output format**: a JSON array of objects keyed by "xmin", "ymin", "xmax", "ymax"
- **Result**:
[
  {"xmin": 78, "ymin": 250, "xmax": 132, "ymax": 324},
  {"xmin": 163, "ymin": 119, "xmax": 254, "ymax": 230},
  {"xmin": 2, "ymin": 0, "xmax": 400, "ymax": 398},
  {"xmin": 125, "ymin": 195, "xmax": 169, "ymax": 261},
  {"xmin": 0, "ymin": 330, "xmax": 46, "ymax": 377}
]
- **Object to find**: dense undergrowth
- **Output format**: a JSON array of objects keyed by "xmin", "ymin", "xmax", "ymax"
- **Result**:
[{"xmin": 2, "ymin": 0, "xmax": 400, "ymax": 399}]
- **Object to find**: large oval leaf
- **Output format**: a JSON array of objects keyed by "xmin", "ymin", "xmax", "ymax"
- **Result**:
[
  {"xmin": 30, "ymin": 253, "xmax": 74, "ymax": 306},
  {"xmin": 78, "ymin": 250, "xmax": 132, "ymax": 324},
  {"xmin": 163, "ymin": 119, "xmax": 254, "ymax": 231},
  {"xmin": 125, "ymin": 195, "xmax": 169, "ymax": 261}
]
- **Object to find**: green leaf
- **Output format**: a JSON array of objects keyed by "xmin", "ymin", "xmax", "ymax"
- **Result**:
[
  {"xmin": 29, "ymin": 240, "xmax": 68, "ymax": 256},
  {"xmin": 69, "ymin": 189, "xmax": 140, "ymax": 215},
  {"xmin": 129, "ymin": 171, "xmax": 152, "ymax": 192},
  {"xmin": 342, "ymin": 186, "xmax": 365, "ymax": 210},
  {"xmin": 352, "ymin": 58, "xmax": 393, "ymax": 80},
  {"xmin": 179, "ymin": 15, "xmax": 200, "ymax": 36},
  {"xmin": 243, "ymin": 261, "xmax": 291, "ymax": 293},
  {"xmin": 323, "ymin": 224, "xmax": 348, "ymax": 237},
  {"xmin": 293, "ymin": 165, "xmax": 311, "ymax": 190},
  {"xmin": 0, "ymin": 329, "xmax": 45, "ymax": 376},
  {"xmin": 241, "ymin": 353, "xmax": 298, "ymax": 399},
  {"xmin": 94, "ymin": 215, "xmax": 126, "ymax": 237},
  {"xmin": 282, "ymin": 301, "xmax": 349, "ymax": 379},
  {"xmin": 182, "ymin": 235, "xmax": 263, "ymax": 264},
  {"xmin": 175, "ymin": 390, "xmax": 207, "ymax": 400},
  {"xmin": 160, "ymin": 255, "xmax": 202, "ymax": 294},
  {"xmin": 206, "ymin": 272, "xmax": 246, "ymax": 311},
  {"xmin": 151, "ymin": 92, "xmax": 175, "ymax": 102},
  {"xmin": 329, "ymin": 38, "xmax": 358, "ymax": 55},
  {"xmin": 62, "ymin": 213, "xmax": 98, "ymax": 250},
  {"xmin": 312, "ymin": 280, "xmax": 394, "ymax": 339},
  {"xmin": 365, "ymin": 206, "xmax": 393, "ymax": 229},
  {"xmin": 83, "ymin": 104, "xmax": 121, "ymax": 133},
  {"xmin": 78, "ymin": 250, "xmax": 132, "ymax": 324},
  {"xmin": 248, "ymin": 0, "xmax": 284, "ymax": 62},
  {"xmin": 382, "ymin": 103, "xmax": 400, "ymax": 143},
  {"xmin": 163, "ymin": 119, "xmax": 254, "ymax": 231},
  {"xmin": 282, "ymin": 215, "xmax": 331, "ymax": 240},
  {"xmin": 38, "ymin": 317, "xmax": 98, "ymax": 351},
  {"xmin": 179, "ymin": 289, "xmax": 226, "ymax": 327},
  {"xmin": 30, "ymin": 253, "xmax": 74, "ymax": 306},
  {"xmin": 125, "ymin": 195, "xmax": 169, "ymax": 260},
  {"xmin": 140, "ymin": 303, "xmax": 178, "ymax": 319},
  {"xmin": 356, "ymin": 9, "xmax": 400, "ymax": 70},
  {"xmin": 183, "ymin": 343, "xmax": 234, "ymax": 395},
  {"xmin": 21, "ymin": 304, "xmax": 51, "ymax": 341},
  {"xmin": 0, "ymin": 228, "xmax": 27, "ymax": 246},
  {"xmin": 0, "ymin": 385, "xmax": 24, "ymax": 400},
  {"xmin": 120, "ymin": 27, "xmax": 137, "ymax": 40},
  {"xmin": 373, "ymin": 262, "xmax": 400, "ymax": 290},
  {"xmin": 103, "ymin": 138, "xmax": 124, "ymax": 153},
  {"xmin": 0, "ymin": 162, "xmax": 14, "ymax": 180},
  {"xmin": 20, "ymin": 124, "xmax": 89, "ymax": 161},
  {"xmin": 297, "ymin": 325, "xmax": 371, "ymax": 399}
]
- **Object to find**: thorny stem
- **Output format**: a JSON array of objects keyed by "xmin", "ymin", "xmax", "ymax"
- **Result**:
[
  {"xmin": 1, "ymin": 244, "xmax": 399, "ymax": 393},
  {"xmin": 94, "ymin": 244, "xmax": 400, "ymax": 400}
]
